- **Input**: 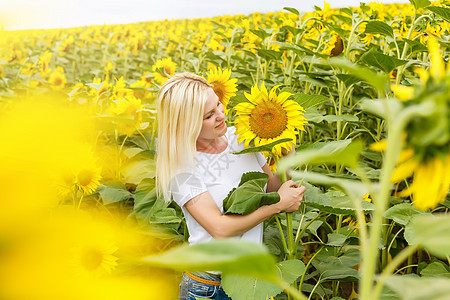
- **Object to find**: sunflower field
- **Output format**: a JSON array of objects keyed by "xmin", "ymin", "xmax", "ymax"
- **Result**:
[{"xmin": 0, "ymin": 0, "xmax": 449, "ymax": 299}]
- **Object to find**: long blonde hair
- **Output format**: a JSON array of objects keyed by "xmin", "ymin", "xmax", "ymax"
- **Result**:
[{"xmin": 156, "ymin": 72, "xmax": 212, "ymax": 202}]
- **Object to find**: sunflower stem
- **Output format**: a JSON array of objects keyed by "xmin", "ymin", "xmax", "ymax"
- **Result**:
[{"xmin": 77, "ymin": 190, "xmax": 85, "ymax": 210}]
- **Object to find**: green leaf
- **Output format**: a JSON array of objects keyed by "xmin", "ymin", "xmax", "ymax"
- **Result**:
[
  {"xmin": 323, "ymin": 114, "xmax": 359, "ymax": 123},
  {"xmin": 256, "ymin": 49, "xmax": 283, "ymax": 61},
  {"xmin": 360, "ymin": 48, "xmax": 407, "ymax": 74},
  {"xmin": 327, "ymin": 233, "xmax": 348, "ymax": 247},
  {"xmin": 405, "ymin": 214, "xmax": 450, "ymax": 259},
  {"xmin": 121, "ymin": 150, "xmax": 156, "ymax": 185},
  {"xmin": 420, "ymin": 262, "xmax": 450, "ymax": 278},
  {"xmin": 222, "ymin": 259, "xmax": 305, "ymax": 300},
  {"xmin": 283, "ymin": 7, "xmax": 300, "ymax": 15},
  {"xmin": 316, "ymin": 255, "xmax": 359, "ymax": 281},
  {"xmin": 336, "ymin": 74, "xmax": 361, "ymax": 87},
  {"xmin": 364, "ymin": 21, "xmax": 394, "ymax": 38},
  {"xmin": 292, "ymin": 176, "xmax": 375, "ymax": 214},
  {"xmin": 328, "ymin": 57, "xmax": 388, "ymax": 93},
  {"xmin": 250, "ymin": 29, "xmax": 272, "ymax": 40},
  {"xmin": 278, "ymin": 139, "xmax": 364, "ymax": 172},
  {"xmin": 97, "ymin": 182, "xmax": 133, "ymax": 205},
  {"xmin": 293, "ymin": 93, "xmax": 330, "ymax": 109},
  {"xmin": 384, "ymin": 203, "xmax": 425, "ymax": 226},
  {"xmin": 141, "ymin": 239, "xmax": 278, "ymax": 281},
  {"xmin": 231, "ymin": 138, "xmax": 292, "ymax": 155},
  {"xmin": 384, "ymin": 275, "xmax": 450, "ymax": 300},
  {"xmin": 133, "ymin": 178, "xmax": 181, "ymax": 231},
  {"xmin": 301, "ymin": 182, "xmax": 374, "ymax": 214},
  {"xmin": 410, "ymin": 0, "xmax": 431, "ymax": 10},
  {"xmin": 359, "ymin": 98, "xmax": 404, "ymax": 121},
  {"xmin": 223, "ymin": 172, "xmax": 280, "ymax": 215},
  {"xmin": 427, "ymin": 6, "xmax": 450, "ymax": 23}
]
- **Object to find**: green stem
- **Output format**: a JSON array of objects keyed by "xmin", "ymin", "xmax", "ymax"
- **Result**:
[
  {"xmin": 276, "ymin": 279, "xmax": 308, "ymax": 300},
  {"xmin": 136, "ymin": 128, "xmax": 151, "ymax": 150},
  {"xmin": 298, "ymin": 247, "xmax": 324, "ymax": 293},
  {"xmin": 275, "ymin": 215, "xmax": 289, "ymax": 255},
  {"xmin": 286, "ymin": 212, "xmax": 295, "ymax": 259},
  {"xmin": 77, "ymin": 190, "xmax": 85, "ymax": 210},
  {"xmin": 372, "ymin": 244, "xmax": 419, "ymax": 299}
]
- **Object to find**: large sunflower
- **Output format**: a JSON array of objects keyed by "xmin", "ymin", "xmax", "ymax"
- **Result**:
[
  {"xmin": 205, "ymin": 67, "xmax": 237, "ymax": 110},
  {"xmin": 234, "ymin": 82, "xmax": 307, "ymax": 157}
]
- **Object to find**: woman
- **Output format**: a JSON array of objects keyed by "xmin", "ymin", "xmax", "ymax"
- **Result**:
[{"xmin": 156, "ymin": 72, "xmax": 305, "ymax": 300}]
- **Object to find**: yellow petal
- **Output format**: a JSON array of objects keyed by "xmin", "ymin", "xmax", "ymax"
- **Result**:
[{"xmin": 391, "ymin": 84, "xmax": 414, "ymax": 101}]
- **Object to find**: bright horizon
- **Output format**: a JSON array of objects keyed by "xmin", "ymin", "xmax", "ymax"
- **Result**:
[{"xmin": 1, "ymin": 0, "xmax": 410, "ymax": 31}]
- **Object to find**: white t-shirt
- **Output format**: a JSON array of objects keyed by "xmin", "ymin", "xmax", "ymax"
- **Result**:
[{"xmin": 170, "ymin": 126, "xmax": 267, "ymax": 245}]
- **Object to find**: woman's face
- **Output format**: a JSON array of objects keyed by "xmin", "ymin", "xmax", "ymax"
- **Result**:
[{"xmin": 197, "ymin": 88, "xmax": 226, "ymax": 141}]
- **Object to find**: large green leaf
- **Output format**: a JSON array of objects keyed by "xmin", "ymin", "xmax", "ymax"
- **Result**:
[
  {"xmin": 293, "ymin": 93, "xmax": 330, "ymax": 109},
  {"xmin": 300, "ymin": 181, "xmax": 374, "ymax": 214},
  {"xmin": 121, "ymin": 150, "xmax": 156, "ymax": 185},
  {"xmin": 231, "ymin": 138, "xmax": 292, "ymax": 155},
  {"xmin": 410, "ymin": 0, "xmax": 431, "ymax": 9},
  {"xmin": 359, "ymin": 98, "xmax": 404, "ymax": 121},
  {"xmin": 223, "ymin": 172, "xmax": 280, "ymax": 215},
  {"xmin": 360, "ymin": 48, "xmax": 407, "ymax": 74},
  {"xmin": 316, "ymin": 254, "xmax": 359, "ymax": 281},
  {"xmin": 141, "ymin": 239, "xmax": 278, "ymax": 281},
  {"xmin": 292, "ymin": 175, "xmax": 375, "ymax": 213},
  {"xmin": 97, "ymin": 182, "xmax": 133, "ymax": 205},
  {"xmin": 384, "ymin": 203, "xmax": 426, "ymax": 226},
  {"xmin": 405, "ymin": 214, "xmax": 450, "ymax": 259},
  {"xmin": 222, "ymin": 259, "xmax": 305, "ymax": 300},
  {"xmin": 420, "ymin": 262, "xmax": 450, "ymax": 278},
  {"xmin": 427, "ymin": 6, "xmax": 450, "ymax": 23},
  {"xmin": 256, "ymin": 49, "xmax": 283, "ymax": 61},
  {"xmin": 133, "ymin": 178, "xmax": 181, "ymax": 231},
  {"xmin": 384, "ymin": 275, "xmax": 450, "ymax": 300},
  {"xmin": 364, "ymin": 21, "xmax": 394, "ymax": 38},
  {"xmin": 328, "ymin": 57, "xmax": 388, "ymax": 93},
  {"xmin": 278, "ymin": 139, "xmax": 363, "ymax": 172},
  {"xmin": 323, "ymin": 114, "xmax": 359, "ymax": 123}
]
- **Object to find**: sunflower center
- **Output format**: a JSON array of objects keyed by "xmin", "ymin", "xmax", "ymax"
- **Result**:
[
  {"xmin": 80, "ymin": 248, "xmax": 103, "ymax": 270},
  {"xmin": 213, "ymin": 86, "xmax": 224, "ymax": 103},
  {"xmin": 249, "ymin": 100, "xmax": 288, "ymax": 139},
  {"xmin": 54, "ymin": 77, "xmax": 63, "ymax": 86},
  {"xmin": 78, "ymin": 169, "xmax": 94, "ymax": 187}
]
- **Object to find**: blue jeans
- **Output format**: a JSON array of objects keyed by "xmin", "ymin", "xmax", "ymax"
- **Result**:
[{"xmin": 179, "ymin": 272, "xmax": 232, "ymax": 300}]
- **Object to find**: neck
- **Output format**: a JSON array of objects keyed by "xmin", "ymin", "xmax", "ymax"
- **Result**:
[{"xmin": 196, "ymin": 136, "xmax": 228, "ymax": 154}]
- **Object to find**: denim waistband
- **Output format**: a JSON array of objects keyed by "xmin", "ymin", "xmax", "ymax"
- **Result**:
[{"xmin": 189, "ymin": 271, "xmax": 222, "ymax": 282}]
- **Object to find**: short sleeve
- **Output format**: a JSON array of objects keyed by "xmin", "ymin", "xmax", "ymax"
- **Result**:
[
  {"xmin": 255, "ymin": 152, "xmax": 267, "ymax": 168},
  {"xmin": 169, "ymin": 172, "xmax": 207, "ymax": 207}
]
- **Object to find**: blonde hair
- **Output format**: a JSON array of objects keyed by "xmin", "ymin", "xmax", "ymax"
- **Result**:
[{"xmin": 156, "ymin": 72, "xmax": 212, "ymax": 202}]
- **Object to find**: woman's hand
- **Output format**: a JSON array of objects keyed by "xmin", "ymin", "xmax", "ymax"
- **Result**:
[{"xmin": 274, "ymin": 180, "xmax": 306, "ymax": 213}]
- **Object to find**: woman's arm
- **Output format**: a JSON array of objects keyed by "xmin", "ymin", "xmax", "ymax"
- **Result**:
[
  {"xmin": 261, "ymin": 163, "xmax": 282, "ymax": 193},
  {"xmin": 184, "ymin": 180, "xmax": 305, "ymax": 239}
]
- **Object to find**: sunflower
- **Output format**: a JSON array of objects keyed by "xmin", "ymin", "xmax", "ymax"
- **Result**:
[
  {"xmin": 71, "ymin": 242, "xmax": 119, "ymax": 277},
  {"xmin": 234, "ymin": 82, "xmax": 307, "ymax": 158},
  {"xmin": 108, "ymin": 95, "xmax": 144, "ymax": 136},
  {"xmin": 152, "ymin": 57, "xmax": 177, "ymax": 85},
  {"xmin": 48, "ymin": 68, "xmax": 67, "ymax": 89},
  {"xmin": 205, "ymin": 67, "xmax": 238, "ymax": 110},
  {"xmin": 394, "ymin": 155, "xmax": 450, "ymax": 211},
  {"xmin": 75, "ymin": 167, "xmax": 102, "ymax": 195}
]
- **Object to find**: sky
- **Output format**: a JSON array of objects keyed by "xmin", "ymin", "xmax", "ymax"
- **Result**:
[{"xmin": 0, "ymin": 0, "xmax": 410, "ymax": 31}]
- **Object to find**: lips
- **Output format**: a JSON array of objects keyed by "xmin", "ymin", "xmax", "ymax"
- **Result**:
[{"xmin": 216, "ymin": 121, "xmax": 225, "ymax": 128}]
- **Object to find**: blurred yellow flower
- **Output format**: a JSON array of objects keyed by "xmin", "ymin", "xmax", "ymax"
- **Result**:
[
  {"xmin": 152, "ymin": 57, "xmax": 177, "ymax": 85},
  {"xmin": 390, "ymin": 84, "xmax": 414, "ymax": 101},
  {"xmin": 428, "ymin": 36, "xmax": 445, "ymax": 80},
  {"xmin": 205, "ymin": 67, "xmax": 238, "ymax": 110},
  {"xmin": 396, "ymin": 155, "xmax": 450, "ymax": 211},
  {"xmin": 48, "ymin": 68, "xmax": 67, "ymax": 89},
  {"xmin": 109, "ymin": 95, "xmax": 144, "ymax": 136}
]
